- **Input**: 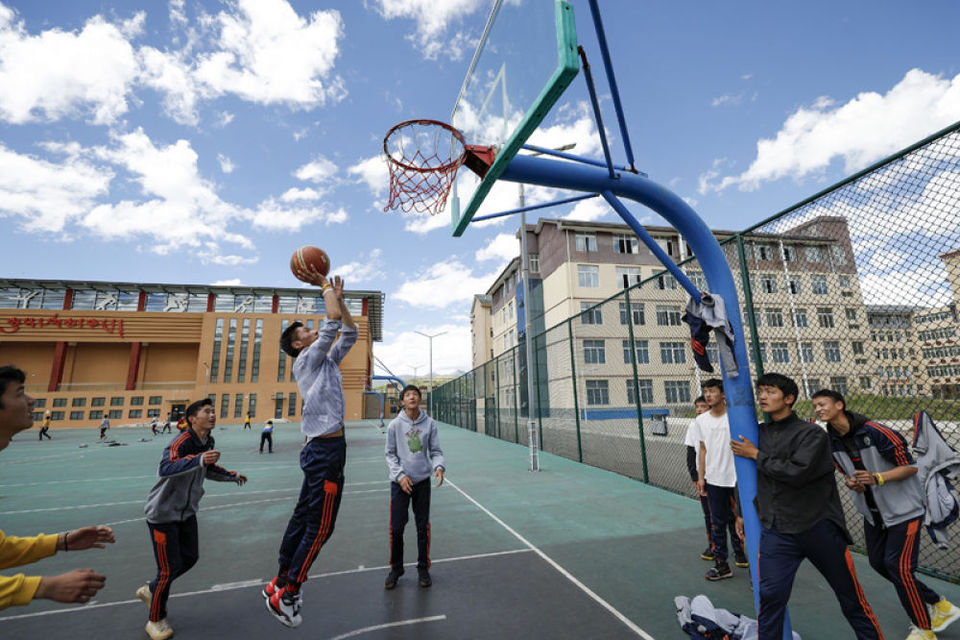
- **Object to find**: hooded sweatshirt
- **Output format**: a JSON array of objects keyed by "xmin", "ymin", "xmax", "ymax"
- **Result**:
[{"xmin": 386, "ymin": 408, "xmax": 444, "ymax": 484}]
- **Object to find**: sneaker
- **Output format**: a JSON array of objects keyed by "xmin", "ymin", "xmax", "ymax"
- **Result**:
[
  {"xmin": 136, "ymin": 584, "xmax": 152, "ymax": 605},
  {"xmin": 384, "ymin": 567, "xmax": 404, "ymax": 590},
  {"xmin": 418, "ymin": 567, "xmax": 432, "ymax": 588},
  {"xmin": 905, "ymin": 625, "xmax": 935, "ymax": 640},
  {"xmin": 734, "ymin": 550, "xmax": 749, "ymax": 568},
  {"xmin": 145, "ymin": 618, "xmax": 174, "ymax": 640},
  {"xmin": 705, "ymin": 562, "xmax": 733, "ymax": 581},
  {"xmin": 931, "ymin": 597, "xmax": 960, "ymax": 632},
  {"xmin": 266, "ymin": 586, "xmax": 302, "ymax": 628},
  {"xmin": 700, "ymin": 546, "xmax": 715, "ymax": 561},
  {"xmin": 262, "ymin": 576, "xmax": 280, "ymax": 600}
]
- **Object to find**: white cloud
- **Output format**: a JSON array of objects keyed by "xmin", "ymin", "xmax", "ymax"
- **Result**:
[
  {"xmin": 348, "ymin": 155, "xmax": 389, "ymax": 195},
  {"xmin": 217, "ymin": 153, "xmax": 235, "ymax": 174},
  {"xmin": 563, "ymin": 196, "xmax": 609, "ymax": 222},
  {"xmin": 0, "ymin": 9, "xmax": 140, "ymax": 125},
  {"xmin": 393, "ymin": 258, "xmax": 498, "ymax": 309},
  {"xmin": 711, "ymin": 94, "xmax": 743, "ymax": 107},
  {"xmin": 368, "ymin": 0, "xmax": 482, "ymax": 60},
  {"xmin": 211, "ymin": 278, "xmax": 243, "ymax": 286},
  {"xmin": 859, "ymin": 264, "xmax": 952, "ymax": 307},
  {"xmin": 332, "ymin": 248, "xmax": 386, "ymax": 285},
  {"xmin": 138, "ymin": 46, "xmax": 200, "ymax": 125},
  {"xmin": 193, "ymin": 0, "xmax": 346, "ymax": 108},
  {"xmin": 295, "ymin": 155, "xmax": 338, "ymax": 184},
  {"xmin": 248, "ymin": 199, "xmax": 347, "ymax": 231},
  {"xmin": 475, "ymin": 232, "xmax": 517, "ymax": 263},
  {"xmin": 701, "ymin": 68, "xmax": 960, "ymax": 193},
  {"xmin": 280, "ymin": 187, "xmax": 324, "ymax": 202},
  {"xmin": 374, "ymin": 323, "xmax": 472, "ymax": 377}
]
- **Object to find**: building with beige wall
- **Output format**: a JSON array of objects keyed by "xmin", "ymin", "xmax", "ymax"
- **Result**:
[{"xmin": 0, "ymin": 279, "xmax": 383, "ymax": 427}]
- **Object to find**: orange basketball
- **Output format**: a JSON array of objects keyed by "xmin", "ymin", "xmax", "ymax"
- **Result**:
[{"xmin": 290, "ymin": 246, "xmax": 330, "ymax": 281}]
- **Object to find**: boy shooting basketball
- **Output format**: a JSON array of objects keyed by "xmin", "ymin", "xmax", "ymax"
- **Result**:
[{"xmin": 264, "ymin": 267, "xmax": 357, "ymax": 628}]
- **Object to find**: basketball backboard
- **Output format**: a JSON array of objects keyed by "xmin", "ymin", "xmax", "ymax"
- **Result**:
[{"xmin": 449, "ymin": 0, "xmax": 579, "ymax": 237}]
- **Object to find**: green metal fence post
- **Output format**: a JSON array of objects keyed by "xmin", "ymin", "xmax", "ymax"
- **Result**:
[
  {"xmin": 736, "ymin": 235, "xmax": 765, "ymax": 377},
  {"xmin": 568, "ymin": 320, "xmax": 583, "ymax": 462},
  {"xmin": 494, "ymin": 355, "xmax": 501, "ymax": 439},
  {"xmin": 624, "ymin": 287, "xmax": 649, "ymax": 483},
  {"xmin": 511, "ymin": 347, "xmax": 520, "ymax": 443},
  {"xmin": 534, "ymin": 331, "xmax": 545, "ymax": 453}
]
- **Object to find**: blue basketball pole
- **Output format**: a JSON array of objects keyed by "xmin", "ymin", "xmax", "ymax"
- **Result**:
[{"xmin": 499, "ymin": 153, "xmax": 792, "ymax": 635}]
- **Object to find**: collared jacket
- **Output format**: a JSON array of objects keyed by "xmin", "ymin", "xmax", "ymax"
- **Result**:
[
  {"xmin": 294, "ymin": 319, "xmax": 358, "ymax": 438},
  {"xmin": 913, "ymin": 410, "xmax": 960, "ymax": 548},
  {"xmin": 144, "ymin": 428, "xmax": 240, "ymax": 524},
  {"xmin": 0, "ymin": 530, "xmax": 58, "ymax": 610},
  {"xmin": 755, "ymin": 411, "xmax": 849, "ymax": 539},
  {"xmin": 828, "ymin": 411, "xmax": 924, "ymax": 527}
]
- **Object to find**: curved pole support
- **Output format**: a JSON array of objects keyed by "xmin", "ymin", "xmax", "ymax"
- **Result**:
[{"xmin": 500, "ymin": 153, "xmax": 783, "ymax": 629}]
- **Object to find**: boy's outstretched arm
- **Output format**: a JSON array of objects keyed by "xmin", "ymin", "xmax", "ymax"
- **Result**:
[{"xmin": 333, "ymin": 276, "xmax": 355, "ymax": 330}]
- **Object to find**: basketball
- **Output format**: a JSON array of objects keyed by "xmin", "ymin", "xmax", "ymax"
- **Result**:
[{"xmin": 290, "ymin": 246, "xmax": 330, "ymax": 281}]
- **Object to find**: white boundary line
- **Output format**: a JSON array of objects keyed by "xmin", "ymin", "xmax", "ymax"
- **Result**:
[
  {"xmin": 0, "ymin": 548, "xmax": 532, "ymax": 622},
  {"xmin": 446, "ymin": 480, "xmax": 653, "ymax": 640},
  {"xmin": 328, "ymin": 615, "xmax": 447, "ymax": 640}
]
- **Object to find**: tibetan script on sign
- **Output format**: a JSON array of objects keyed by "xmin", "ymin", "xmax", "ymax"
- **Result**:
[{"xmin": 0, "ymin": 314, "xmax": 125, "ymax": 337}]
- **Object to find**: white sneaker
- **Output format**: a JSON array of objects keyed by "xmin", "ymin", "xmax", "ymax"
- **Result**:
[
  {"xmin": 136, "ymin": 584, "xmax": 152, "ymax": 605},
  {"xmin": 145, "ymin": 618, "xmax": 174, "ymax": 640},
  {"xmin": 930, "ymin": 597, "xmax": 960, "ymax": 632},
  {"xmin": 266, "ymin": 586, "xmax": 302, "ymax": 628}
]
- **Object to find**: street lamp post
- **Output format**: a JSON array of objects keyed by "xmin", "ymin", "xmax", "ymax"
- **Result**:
[{"xmin": 415, "ymin": 330, "xmax": 446, "ymax": 417}]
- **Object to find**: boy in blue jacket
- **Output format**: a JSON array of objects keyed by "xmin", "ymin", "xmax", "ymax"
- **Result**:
[
  {"xmin": 384, "ymin": 384, "xmax": 445, "ymax": 589},
  {"xmin": 138, "ymin": 398, "xmax": 247, "ymax": 640}
]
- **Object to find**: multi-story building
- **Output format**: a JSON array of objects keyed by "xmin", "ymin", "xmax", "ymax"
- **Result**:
[
  {"xmin": 0, "ymin": 278, "xmax": 383, "ymax": 427},
  {"xmin": 470, "ymin": 294, "xmax": 493, "ymax": 369},
  {"xmin": 472, "ymin": 215, "xmax": 873, "ymax": 411}
]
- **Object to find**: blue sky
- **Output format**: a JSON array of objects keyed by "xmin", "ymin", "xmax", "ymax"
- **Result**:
[{"xmin": 1, "ymin": 0, "xmax": 959, "ymax": 378}]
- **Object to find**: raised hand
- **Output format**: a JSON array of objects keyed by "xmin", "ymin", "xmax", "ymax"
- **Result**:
[{"xmin": 65, "ymin": 526, "xmax": 115, "ymax": 550}]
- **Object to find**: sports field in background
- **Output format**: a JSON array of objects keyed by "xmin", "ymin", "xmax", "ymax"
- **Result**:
[{"xmin": 2, "ymin": 420, "xmax": 959, "ymax": 638}]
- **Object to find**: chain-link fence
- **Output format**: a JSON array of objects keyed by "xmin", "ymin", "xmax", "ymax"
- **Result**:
[{"xmin": 433, "ymin": 121, "xmax": 960, "ymax": 583}]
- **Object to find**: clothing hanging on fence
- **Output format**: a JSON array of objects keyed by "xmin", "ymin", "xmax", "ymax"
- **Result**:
[
  {"xmin": 675, "ymin": 594, "xmax": 802, "ymax": 640},
  {"xmin": 682, "ymin": 293, "xmax": 739, "ymax": 377},
  {"xmin": 912, "ymin": 410, "xmax": 960, "ymax": 548}
]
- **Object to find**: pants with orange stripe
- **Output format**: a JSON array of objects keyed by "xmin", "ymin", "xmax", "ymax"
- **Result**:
[
  {"xmin": 390, "ymin": 478, "xmax": 431, "ymax": 570},
  {"xmin": 865, "ymin": 516, "xmax": 939, "ymax": 629},
  {"xmin": 146, "ymin": 516, "xmax": 199, "ymax": 622},
  {"xmin": 759, "ymin": 520, "xmax": 883, "ymax": 640},
  {"xmin": 705, "ymin": 484, "xmax": 743, "ymax": 562},
  {"xmin": 276, "ymin": 436, "xmax": 346, "ymax": 589}
]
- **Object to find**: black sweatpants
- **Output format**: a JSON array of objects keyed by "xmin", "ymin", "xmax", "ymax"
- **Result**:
[
  {"xmin": 147, "ymin": 516, "xmax": 199, "ymax": 622},
  {"xmin": 390, "ymin": 478, "xmax": 431, "ymax": 570},
  {"xmin": 865, "ymin": 516, "xmax": 939, "ymax": 629}
]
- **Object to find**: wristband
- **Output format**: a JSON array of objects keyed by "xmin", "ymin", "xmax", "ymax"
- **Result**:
[
  {"xmin": 874, "ymin": 473, "xmax": 884, "ymax": 486},
  {"xmin": 320, "ymin": 283, "xmax": 333, "ymax": 295},
  {"xmin": 62, "ymin": 532, "xmax": 69, "ymax": 551}
]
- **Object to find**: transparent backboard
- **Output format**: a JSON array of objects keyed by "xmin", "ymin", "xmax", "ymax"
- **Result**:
[{"xmin": 450, "ymin": 0, "xmax": 578, "ymax": 237}]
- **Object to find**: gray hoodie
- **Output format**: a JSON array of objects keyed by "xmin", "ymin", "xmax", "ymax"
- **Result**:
[{"xmin": 385, "ymin": 408, "xmax": 444, "ymax": 484}]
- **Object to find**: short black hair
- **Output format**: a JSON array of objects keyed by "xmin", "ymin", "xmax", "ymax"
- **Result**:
[
  {"xmin": 756, "ymin": 373, "xmax": 799, "ymax": 407},
  {"xmin": 280, "ymin": 321, "xmax": 305, "ymax": 358},
  {"xmin": 694, "ymin": 396, "xmax": 707, "ymax": 405},
  {"xmin": 811, "ymin": 389, "xmax": 845, "ymax": 407},
  {"xmin": 401, "ymin": 384, "xmax": 421, "ymax": 399},
  {"xmin": 0, "ymin": 365, "xmax": 25, "ymax": 409},
  {"xmin": 185, "ymin": 397, "xmax": 214, "ymax": 422},
  {"xmin": 702, "ymin": 378, "xmax": 724, "ymax": 392}
]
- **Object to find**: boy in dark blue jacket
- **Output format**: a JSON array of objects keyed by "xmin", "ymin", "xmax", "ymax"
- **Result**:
[{"xmin": 137, "ymin": 398, "xmax": 247, "ymax": 640}]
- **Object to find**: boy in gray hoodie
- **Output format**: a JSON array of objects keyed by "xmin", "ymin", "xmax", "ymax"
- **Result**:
[{"xmin": 384, "ymin": 384, "xmax": 444, "ymax": 589}]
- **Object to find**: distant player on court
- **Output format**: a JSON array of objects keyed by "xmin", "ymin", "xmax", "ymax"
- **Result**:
[
  {"xmin": 138, "ymin": 398, "xmax": 247, "ymax": 640},
  {"xmin": 244, "ymin": 413, "xmax": 252, "ymax": 430},
  {"xmin": 264, "ymin": 268, "xmax": 357, "ymax": 628},
  {"xmin": 98, "ymin": 416, "xmax": 109, "ymax": 439},
  {"xmin": 261, "ymin": 419, "xmax": 274, "ymax": 454},
  {"xmin": 384, "ymin": 384, "xmax": 445, "ymax": 590},
  {"xmin": 39, "ymin": 411, "xmax": 52, "ymax": 440}
]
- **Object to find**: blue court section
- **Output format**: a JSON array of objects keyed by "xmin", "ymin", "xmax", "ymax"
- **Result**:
[{"xmin": 1, "ymin": 420, "xmax": 959, "ymax": 638}]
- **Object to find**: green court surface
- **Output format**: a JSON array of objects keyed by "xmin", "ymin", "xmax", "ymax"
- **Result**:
[{"xmin": 2, "ymin": 420, "xmax": 959, "ymax": 639}]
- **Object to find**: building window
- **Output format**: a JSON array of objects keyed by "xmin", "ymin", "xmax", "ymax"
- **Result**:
[
  {"xmin": 583, "ymin": 340, "xmax": 606, "ymax": 364},
  {"xmin": 830, "ymin": 376, "xmax": 849, "ymax": 395},
  {"xmin": 210, "ymin": 318, "xmax": 223, "ymax": 383},
  {"xmin": 129, "ymin": 409, "xmax": 143, "ymax": 419},
  {"xmin": 811, "ymin": 275, "xmax": 828, "ymax": 294},
  {"xmin": 72, "ymin": 397, "xmax": 86, "ymax": 407},
  {"xmin": 688, "ymin": 271, "xmax": 707, "ymax": 290},
  {"xmin": 626, "ymin": 381, "xmax": 636, "ymax": 405},
  {"xmin": 623, "ymin": 340, "xmax": 650, "ymax": 364},
  {"xmin": 147, "ymin": 409, "xmax": 160, "ymax": 418},
  {"xmin": 830, "ymin": 246, "xmax": 847, "ymax": 265},
  {"xmin": 665, "ymin": 380, "xmax": 691, "ymax": 404},
  {"xmin": 234, "ymin": 394, "xmax": 244, "ymax": 419},
  {"xmin": 274, "ymin": 392, "xmax": 284, "ymax": 419},
  {"xmin": 149, "ymin": 396, "xmax": 162, "ymax": 405},
  {"xmin": 130, "ymin": 396, "xmax": 144, "ymax": 406},
  {"xmin": 53, "ymin": 398, "xmax": 67, "ymax": 407},
  {"xmin": 656, "ymin": 305, "xmax": 682, "ymax": 326},
  {"xmin": 615, "ymin": 267, "xmax": 642, "ymax": 289},
  {"xmin": 223, "ymin": 318, "xmax": 238, "ymax": 383},
  {"xmin": 805, "ymin": 246, "xmax": 823, "ymax": 263},
  {"xmin": 754, "ymin": 244, "xmax": 774, "ymax": 261},
  {"xmin": 614, "ymin": 234, "xmax": 638, "ymax": 254},
  {"xmin": 759, "ymin": 275, "xmax": 778, "ymax": 294},
  {"xmin": 108, "ymin": 409, "xmax": 122, "ymax": 420},
  {"xmin": 637, "ymin": 379, "xmax": 654, "ymax": 404},
  {"xmin": 248, "ymin": 393, "xmax": 257, "ymax": 417},
  {"xmin": 577, "ymin": 265, "xmax": 599, "ymax": 287},
  {"xmin": 783, "ymin": 245, "xmax": 797, "ymax": 261},
  {"xmin": 845, "ymin": 309, "xmax": 857, "ymax": 322},
  {"xmin": 70, "ymin": 411, "xmax": 84, "ymax": 420},
  {"xmin": 859, "ymin": 376, "xmax": 872, "ymax": 389},
  {"xmin": 619, "ymin": 302, "xmax": 644, "ymax": 325},
  {"xmin": 91, "ymin": 397, "xmax": 105, "ymax": 407},
  {"xmin": 788, "ymin": 277, "xmax": 801, "ymax": 295},
  {"xmin": 852, "ymin": 342, "xmax": 864, "ymax": 355},
  {"xmin": 110, "ymin": 397, "xmax": 124, "ymax": 406},
  {"xmin": 236, "ymin": 318, "xmax": 251, "ymax": 383},
  {"xmin": 838, "ymin": 275, "xmax": 852, "ymax": 289},
  {"xmin": 89, "ymin": 410, "xmax": 103, "ymax": 419},
  {"xmin": 575, "ymin": 233, "xmax": 598, "ymax": 252},
  {"xmin": 660, "ymin": 341, "xmax": 686, "ymax": 365},
  {"xmin": 824, "ymin": 341, "xmax": 842, "ymax": 363},
  {"xmin": 34, "ymin": 398, "xmax": 46, "ymax": 408},
  {"xmin": 765, "ymin": 308, "xmax": 784, "ymax": 327},
  {"xmin": 220, "ymin": 394, "xmax": 230, "ymax": 419},
  {"xmin": 655, "ymin": 274, "xmax": 678, "ymax": 290},
  {"xmin": 585, "ymin": 380, "xmax": 609, "ymax": 405},
  {"xmin": 529, "ymin": 253, "xmax": 540, "ymax": 273},
  {"xmin": 793, "ymin": 309, "xmax": 808, "ymax": 328},
  {"xmin": 251, "ymin": 319, "xmax": 263, "ymax": 383},
  {"xmin": 771, "ymin": 342, "xmax": 790, "ymax": 364},
  {"xmin": 817, "ymin": 308, "xmax": 835, "ymax": 329},
  {"xmin": 580, "ymin": 303, "xmax": 603, "ymax": 325},
  {"xmin": 288, "ymin": 392, "xmax": 298, "ymax": 417}
]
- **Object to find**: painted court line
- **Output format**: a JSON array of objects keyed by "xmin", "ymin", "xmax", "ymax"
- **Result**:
[
  {"xmin": 0, "ymin": 548, "xmax": 532, "ymax": 622},
  {"xmin": 328, "ymin": 615, "xmax": 447, "ymax": 640},
  {"xmin": 446, "ymin": 479, "xmax": 654, "ymax": 640}
]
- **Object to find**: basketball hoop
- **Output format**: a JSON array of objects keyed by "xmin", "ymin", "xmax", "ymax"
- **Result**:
[{"xmin": 383, "ymin": 119, "xmax": 482, "ymax": 215}]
